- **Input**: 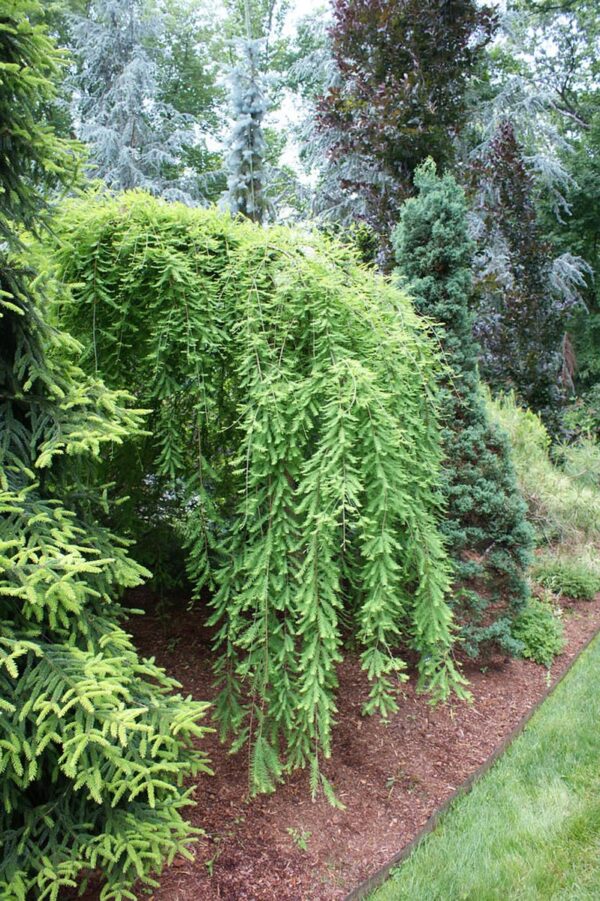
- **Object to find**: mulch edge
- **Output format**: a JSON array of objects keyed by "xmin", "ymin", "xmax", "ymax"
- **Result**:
[{"xmin": 344, "ymin": 624, "xmax": 600, "ymax": 901}]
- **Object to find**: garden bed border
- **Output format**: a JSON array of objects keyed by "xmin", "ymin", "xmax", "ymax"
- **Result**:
[{"xmin": 344, "ymin": 624, "xmax": 600, "ymax": 901}]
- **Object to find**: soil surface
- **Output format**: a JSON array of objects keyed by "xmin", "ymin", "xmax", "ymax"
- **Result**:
[{"xmin": 86, "ymin": 591, "xmax": 600, "ymax": 901}]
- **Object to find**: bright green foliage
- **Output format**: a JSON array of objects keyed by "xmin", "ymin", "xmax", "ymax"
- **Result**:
[
  {"xmin": 532, "ymin": 555, "xmax": 600, "ymax": 601},
  {"xmin": 0, "ymin": 5, "xmax": 211, "ymax": 898},
  {"xmin": 511, "ymin": 596, "xmax": 565, "ymax": 667},
  {"xmin": 0, "ymin": 0, "xmax": 79, "ymax": 241},
  {"xmin": 45, "ymin": 190, "xmax": 468, "ymax": 797},
  {"xmin": 393, "ymin": 161, "xmax": 533, "ymax": 657}
]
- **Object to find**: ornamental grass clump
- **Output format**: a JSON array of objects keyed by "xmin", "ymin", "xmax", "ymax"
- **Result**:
[
  {"xmin": 46, "ymin": 191, "xmax": 468, "ymax": 798},
  {"xmin": 490, "ymin": 393, "xmax": 600, "ymax": 544}
]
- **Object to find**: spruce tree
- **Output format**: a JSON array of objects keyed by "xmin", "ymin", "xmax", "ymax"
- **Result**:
[
  {"xmin": 224, "ymin": 37, "xmax": 269, "ymax": 222},
  {"xmin": 69, "ymin": 0, "xmax": 196, "ymax": 199},
  {"xmin": 393, "ymin": 160, "xmax": 533, "ymax": 656},
  {"xmin": 0, "ymin": 5, "xmax": 210, "ymax": 897}
]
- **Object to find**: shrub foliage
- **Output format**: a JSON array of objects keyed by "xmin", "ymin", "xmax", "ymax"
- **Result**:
[
  {"xmin": 47, "ymin": 191, "xmax": 468, "ymax": 797},
  {"xmin": 393, "ymin": 162, "xmax": 533, "ymax": 656},
  {"xmin": 0, "ymin": 6, "xmax": 210, "ymax": 899},
  {"xmin": 511, "ymin": 597, "xmax": 565, "ymax": 668}
]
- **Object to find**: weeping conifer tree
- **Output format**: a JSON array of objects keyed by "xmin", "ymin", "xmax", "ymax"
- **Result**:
[
  {"xmin": 393, "ymin": 161, "xmax": 533, "ymax": 656},
  {"xmin": 45, "ymin": 190, "xmax": 469, "ymax": 799},
  {"xmin": 0, "ymin": 6, "xmax": 210, "ymax": 898}
]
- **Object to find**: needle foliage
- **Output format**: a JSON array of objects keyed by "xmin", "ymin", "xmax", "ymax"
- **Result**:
[
  {"xmin": 0, "ymin": 5, "xmax": 211, "ymax": 899},
  {"xmin": 45, "ymin": 190, "xmax": 468, "ymax": 798},
  {"xmin": 393, "ymin": 162, "xmax": 533, "ymax": 656}
]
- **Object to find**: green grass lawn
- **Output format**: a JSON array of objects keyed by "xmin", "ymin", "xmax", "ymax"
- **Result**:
[{"xmin": 371, "ymin": 633, "xmax": 600, "ymax": 901}]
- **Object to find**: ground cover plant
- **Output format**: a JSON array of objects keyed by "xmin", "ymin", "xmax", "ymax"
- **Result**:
[
  {"xmin": 44, "ymin": 191, "xmax": 468, "ymax": 799},
  {"xmin": 510, "ymin": 596, "xmax": 565, "ymax": 667},
  {"xmin": 0, "ymin": 6, "xmax": 210, "ymax": 898},
  {"xmin": 393, "ymin": 161, "xmax": 532, "ymax": 657},
  {"xmin": 371, "ymin": 632, "xmax": 600, "ymax": 901}
]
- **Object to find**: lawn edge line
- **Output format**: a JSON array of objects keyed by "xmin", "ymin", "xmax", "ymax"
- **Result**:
[{"xmin": 344, "ymin": 623, "xmax": 600, "ymax": 901}]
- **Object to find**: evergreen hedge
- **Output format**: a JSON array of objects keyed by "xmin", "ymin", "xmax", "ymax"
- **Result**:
[
  {"xmin": 46, "ymin": 191, "xmax": 468, "ymax": 798},
  {"xmin": 393, "ymin": 161, "xmax": 533, "ymax": 656},
  {"xmin": 0, "ymin": 6, "xmax": 210, "ymax": 898}
]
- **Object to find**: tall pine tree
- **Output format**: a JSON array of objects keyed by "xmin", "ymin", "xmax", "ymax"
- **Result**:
[
  {"xmin": 393, "ymin": 160, "xmax": 533, "ymax": 656},
  {"xmin": 0, "ymin": 5, "xmax": 210, "ymax": 897}
]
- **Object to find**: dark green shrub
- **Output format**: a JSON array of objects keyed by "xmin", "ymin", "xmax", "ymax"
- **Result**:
[
  {"xmin": 44, "ymin": 190, "xmax": 469, "ymax": 799},
  {"xmin": 532, "ymin": 556, "xmax": 600, "ymax": 600},
  {"xmin": 393, "ymin": 160, "xmax": 533, "ymax": 657},
  {"xmin": 562, "ymin": 385, "xmax": 600, "ymax": 441},
  {"xmin": 511, "ymin": 598, "xmax": 565, "ymax": 667}
]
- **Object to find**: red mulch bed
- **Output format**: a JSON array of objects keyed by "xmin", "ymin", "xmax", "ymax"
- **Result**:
[{"xmin": 88, "ymin": 591, "xmax": 600, "ymax": 901}]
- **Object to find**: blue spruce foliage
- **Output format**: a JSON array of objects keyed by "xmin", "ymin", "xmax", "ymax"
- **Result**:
[
  {"xmin": 70, "ymin": 0, "xmax": 196, "ymax": 200},
  {"xmin": 394, "ymin": 160, "xmax": 534, "ymax": 656}
]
